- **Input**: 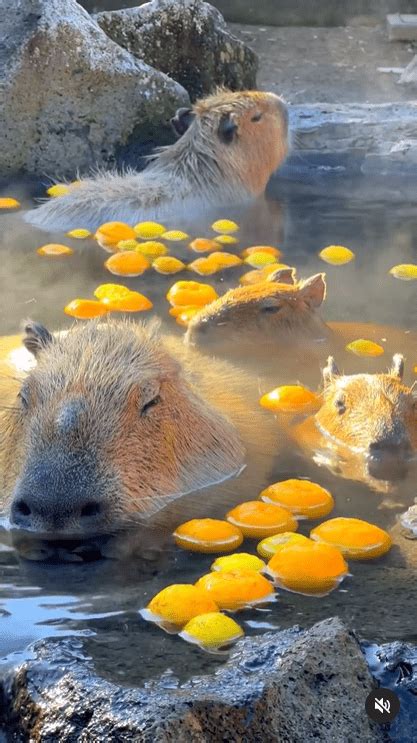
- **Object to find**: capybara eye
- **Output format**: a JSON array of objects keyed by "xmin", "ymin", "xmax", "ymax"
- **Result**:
[
  {"xmin": 251, "ymin": 112, "xmax": 263, "ymax": 122},
  {"xmin": 335, "ymin": 397, "xmax": 346, "ymax": 415},
  {"xmin": 261, "ymin": 304, "xmax": 282, "ymax": 314},
  {"xmin": 140, "ymin": 395, "xmax": 161, "ymax": 417},
  {"xmin": 17, "ymin": 389, "xmax": 29, "ymax": 411}
]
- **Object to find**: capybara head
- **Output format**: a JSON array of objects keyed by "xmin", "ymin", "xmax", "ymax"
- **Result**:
[
  {"xmin": 1, "ymin": 320, "xmax": 246, "ymax": 538},
  {"xmin": 316, "ymin": 355, "xmax": 417, "ymax": 480},
  {"xmin": 171, "ymin": 89, "xmax": 289, "ymax": 196},
  {"xmin": 185, "ymin": 269, "xmax": 327, "ymax": 348}
]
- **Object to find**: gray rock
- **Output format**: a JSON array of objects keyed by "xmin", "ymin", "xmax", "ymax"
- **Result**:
[
  {"xmin": 0, "ymin": 617, "xmax": 383, "ymax": 742},
  {"xmin": 0, "ymin": 0, "xmax": 189, "ymax": 178},
  {"xmin": 95, "ymin": 0, "xmax": 258, "ymax": 101},
  {"xmin": 399, "ymin": 54, "xmax": 417, "ymax": 84}
]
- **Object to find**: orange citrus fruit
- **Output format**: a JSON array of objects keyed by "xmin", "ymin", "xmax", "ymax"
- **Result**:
[
  {"xmin": 195, "ymin": 569, "xmax": 275, "ymax": 611},
  {"xmin": 166, "ymin": 281, "xmax": 218, "ymax": 307},
  {"xmin": 260, "ymin": 479, "xmax": 334, "ymax": 520},
  {"xmin": 95, "ymin": 221, "xmax": 136, "ymax": 246},
  {"xmin": 64, "ymin": 299, "xmax": 109, "ymax": 319},
  {"xmin": 173, "ymin": 518, "xmax": 243, "ymax": 553},
  {"xmin": 189, "ymin": 238, "xmax": 220, "ymax": 253},
  {"xmin": 267, "ymin": 541, "xmax": 348, "ymax": 595},
  {"xmin": 310, "ymin": 517, "xmax": 392, "ymax": 560},
  {"xmin": 37, "ymin": 243, "xmax": 74, "ymax": 257},
  {"xmin": 105, "ymin": 251, "xmax": 149, "ymax": 277},
  {"xmin": 180, "ymin": 613, "xmax": 243, "ymax": 649},
  {"xmin": 226, "ymin": 501, "xmax": 297, "ymax": 538},
  {"xmin": 257, "ymin": 532, "xmax": 311, "ymax": 560},
  {"xmin": 260, "ymin": 385, "xmax": 320, "ymax": 415},
  {"xmin": 153, "ymin": 256, "xmax": 186, "ymax": 274},
  {"xmin": 141, "ymin": 584, "xmax": 219, "ymax": 627}
]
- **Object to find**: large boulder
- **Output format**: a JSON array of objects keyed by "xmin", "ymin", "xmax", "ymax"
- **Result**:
[
  {"xmin": 0, "ymin": 618, "xmax": 383, "ymax": 741},
  {"xmin": 95, "ymin": 0, "xmax": 258, "ymax": 101},
  {"xmin": 0, "ymin": 0, "xmax": 188, "ymax": 178}
]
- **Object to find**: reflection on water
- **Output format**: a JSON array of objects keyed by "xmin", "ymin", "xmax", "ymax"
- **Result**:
[{"xmin": 0, "ymin": 175, "xmax": 416, "ymax": 686}]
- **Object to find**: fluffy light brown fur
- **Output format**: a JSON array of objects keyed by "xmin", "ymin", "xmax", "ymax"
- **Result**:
[
  {"xmin": 293, "ymin": 355, "xmax": 417, "ymax": 493},
  {"xmin": 0, "ymin": 320, "xmax": 279, "ymax": 541},
  {"xmin": 25, "ymin": 89, "xmax": 288, "ymax": 232}
]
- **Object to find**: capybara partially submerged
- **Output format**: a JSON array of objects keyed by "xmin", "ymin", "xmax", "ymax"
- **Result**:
[
  {"xmin": 25, "ymin": 89, "xmax": 288, "ymax": 232},
  {"xmin": 185, "ymin": 267, "xmax": 416, "ymax": 381},
  {"xmin": 292, "ymin": 355, "xmax": 417, "ymax": 493},
  {"xmin": 0, "ymin": 319, "xmax": 278, "ymax": 552}
]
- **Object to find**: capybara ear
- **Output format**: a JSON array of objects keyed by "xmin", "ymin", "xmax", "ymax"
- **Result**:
[
  {"xmin": 170, "ymin": 107, "xmax": 195, "ymax": 137},
  {"xmin": 299, "ymin": 273, "xmax": 327, "ymax": 308},
  {"xmin": 22, "ymin": 320, "xmax": 54, "ymax": 358},
  {"xmin": 266, "ymin": 267, "xmax": 296, "ymax": 285},
  {"xmin": 218, "ymin": 113, "xmax": 238, "ymax": 144},
  {"xmin": 390, "ymin": 353, "xmax": 404, "ymax": 380},
  {"xmin": 322, "ymin": 356, "xmax": 340, "ymax": 386}
]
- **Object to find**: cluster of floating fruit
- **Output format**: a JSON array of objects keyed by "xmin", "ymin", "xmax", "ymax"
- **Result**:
[
  {"xmin": 64, "ymin": 283, "xmax": 153, "ymax": 319},
  {"xmin": 141, "ymin": 478, "xmax": 392, "ymax": 653}
]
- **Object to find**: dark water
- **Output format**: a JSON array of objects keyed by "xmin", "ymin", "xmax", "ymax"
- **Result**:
[{"xmin": 0, "ymin": 173, "xmax": 416, "ymax": 688}]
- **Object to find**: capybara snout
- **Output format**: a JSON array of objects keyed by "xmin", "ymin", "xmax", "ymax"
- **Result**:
[{"xmin": 11, "ymin": 448, "xmax": 109, "ymax": 536}]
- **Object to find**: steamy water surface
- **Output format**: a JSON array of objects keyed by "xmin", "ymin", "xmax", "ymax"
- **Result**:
[{"xmin": 0, "ymin": 173, "xmax": 416, "ymax": 686}]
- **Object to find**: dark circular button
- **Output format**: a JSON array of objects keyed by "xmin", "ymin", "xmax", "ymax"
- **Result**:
[{"xmin": 365, "ymin": 688, "xmax": 400, "ymax": 724}]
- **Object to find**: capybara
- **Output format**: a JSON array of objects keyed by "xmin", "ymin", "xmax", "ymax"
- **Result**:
[
  {"xmin": 24, "ymin": 89, "xmax": 288, "ymax": 232},
  {"xmin": 292, "ymin": 355, "xmax": 417, "ymax": 493},
  {"xmin": 0, "ymin": 319, "xmax": 279, "ymax": 554},
  {"xmin": 185, "ymin": 268, "xmax": 417, "ymax": 381}
]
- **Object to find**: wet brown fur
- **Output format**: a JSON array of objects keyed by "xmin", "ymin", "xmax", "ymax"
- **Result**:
[
  {"xmin": 25, "ymin": 89, "xmax": 288, "ymax": 232},
  {"xmin": 0, "ymin": 320, "xmax": 279, "ymax": 539}
]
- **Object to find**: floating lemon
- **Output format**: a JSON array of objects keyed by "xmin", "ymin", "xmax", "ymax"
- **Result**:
[
  {"xmin": 211, "ymin": 219, "xmax": 239, "ymax": 234},
  {"xmin": 117, "ymin": 239, "xmax": 139, "ymax": 251},
  {"xmin": 66, "ymin": 228, "xmax": 91, "ymax": 239},
  {"xmin": 195, "ymin": 569, "xmax": 275, "ymax": 611},
  {"xmin": 267, "ymin": 542, "xmax": 348, "ymax": 595},
  {"xmin": 389, "ymin": 264, "xmax": 417, "ymax": 281},
  {"xmin": 64, "ymin": 299, "xmax": 109, "ymax": 319},
  {"xmin": 260, "ymin": 385, "xmax": 320, "ymax": 415},
  {"xmin": 243, "ymin": 252, "xmax": 278, "ymax": 268},
  {"xmin": 209, "ymin": 251, "xmax": 242, "ymax": 269},
  {"xmin": 211, "ymin": 553, "xmax": 266, "ymax": 573},
  {"xmin": 414, "ymin": 365, "xmax": 417, "ymax": 374},
  {"xmin": 93, "ymin": 283, "xmax": 131, "ymax": 301},
  {"xmin": 189, "ymin": 238, "xmax": 220, "ymax": 253},
  {"xmin": 105, "ymin": 251, "xmax": 150, "ymax": 277},
  {"xmin": 162, "ymin": 230, "xmax": 189, "ymax": 241},
  {"xmin": 95, "ymin": 221, "xmax": 136, "ymax": 247},
  {"xmin": 141, "ymin": 584, "xmax": 219, "ymax": 628},
  {"xmin": 135, "ymin": 241, "xmax": 168, "ymax": 259},
  {"xmin": 226, "ymin": 501, "xmax": 298, "ymax": 539},
  {"xmin": 180, "ymin": 612, "xmax": 243, "ymax": 650},
  {"xmin": 37, "ymin": 243, "xmax": 74, "ymax": 257},
  {"xmin": 166, "ymin": 280, "xmax": 218, "ymax": 307},
  {"xmin": 345, "ymin": 339, "xmax": 384, "ymax": 357},
  {"xmin": 260, "ymin": 479, "xmax": 334, "ymax": 520},
  {"xmin": 213, "ymin": 234, "xmax": 239, "ymax": 245},
  {"xmin": 239, "ymin": 263, "xmax": 291, "ymax": 286},
  {"xmin": 188, "ymin": 257, "xmax": 219, "ymax": 276},
  {"xmin": 310, "ymin": 517, "xmax": 392, "ymax": 560},
  {"xmin": 173, "ymin": 518, "xmax": 243, "ymax": 553},
  {"xmin": 257, "ymin": 532, "xmax": 311, "ymax": 560},
  {"xmin": 318, "ymin": 245, "xmax": 355, "ymax": 265},
  {"xmin": 0, "ymin": 197, "xmax": 21, "ymax": 209},
  {"xmin": 241, "ymin": 246, "xmax": 282, "ymax": 259},
  {"xmin": 133, "ymin": 221, "xmax": 166, "ymax": 239},
  {"xmin": 175, "ymin": 307, "xmax": 201, "ymax": 326},
  {"xmin": 101, "ymin": 291, "xmax": 153, "ymax": 313},
  {"xmin": 46, "ymin": 183, "xmax": 70, "ymax": 198},
  {"xmin": 153, "ymin": 256, "xmax": 186, "ymax": 274}
]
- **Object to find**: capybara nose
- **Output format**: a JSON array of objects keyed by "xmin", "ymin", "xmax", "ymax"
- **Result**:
[
  {"xmin": 9, "ymin": 456, "xmax": 104, "ymax": 534},
  {"xmin": 367, "ymin": 438, "xmax": 411, "ymax": 481},
  {"xmin": 10, "ymin": 491, "xmax": 103, "ymax": 534}
]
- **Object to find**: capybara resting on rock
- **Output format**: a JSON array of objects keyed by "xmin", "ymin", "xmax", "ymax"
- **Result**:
[
  {"xmin": 292, "ymin": 355, "xmax": 417, "ymax": 493},
  {"xmin": 185, "ymin": 268, "xmax": 417, "ymax": 381},
  {"xmin": 0, "ymin": 320, "xmax": 278, "ymax": 551},
  {"xmin": 25, "ymin": 89, "xmax": 288, "ymax": 232}
]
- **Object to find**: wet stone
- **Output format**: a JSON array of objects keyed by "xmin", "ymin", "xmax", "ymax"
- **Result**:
[{"xmin": 0, "ymin": 618, "xmax": 384, "ymax": 741}]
